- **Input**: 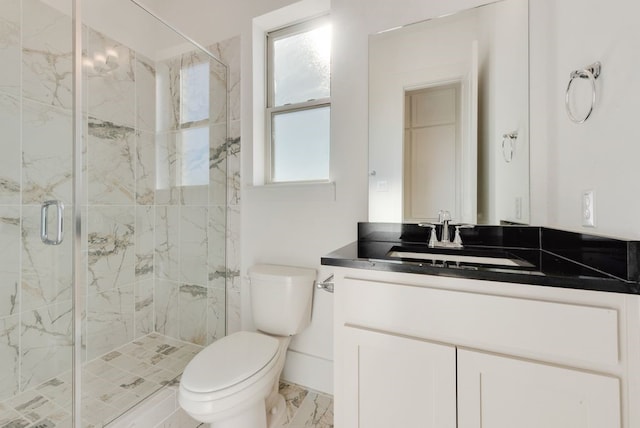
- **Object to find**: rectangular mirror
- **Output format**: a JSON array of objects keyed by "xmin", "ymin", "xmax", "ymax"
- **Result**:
[{"xmin": 368, "ymin": 0, "xmax": 529, "ymax": 225}]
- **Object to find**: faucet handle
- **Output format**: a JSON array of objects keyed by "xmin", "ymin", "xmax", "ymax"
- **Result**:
[
  {"xmin": 418, "ymin": 223, "xmax": 438, "ymax": 247},
  {"xmin": 453, "ymin": 224, "xmax": 475, "ymax": 247}
]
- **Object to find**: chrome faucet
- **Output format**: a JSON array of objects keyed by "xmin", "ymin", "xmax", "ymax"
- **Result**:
[
  {"xmin": 419, "ymin": 210, "xmax": 474, "ymax": 248},
  {"xmin": 438, "ymin": 210, "xmax": 452, "ymax": 243}
]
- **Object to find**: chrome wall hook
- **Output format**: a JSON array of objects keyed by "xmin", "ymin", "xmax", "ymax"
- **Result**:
[{"xmin": 565, "ymin": 61, "xmax": 601, "ymax": 124}]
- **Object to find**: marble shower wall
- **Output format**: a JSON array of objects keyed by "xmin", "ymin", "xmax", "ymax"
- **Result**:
[
  {"xmin": 0, "ymin": 0, "xmax": 236, "ymax": 403},
  {"xmin": 86, "ymin": 34, "xmax": 232, "ymax": 356},
  {"xmin": 84, "ymin": 24, "xmax": 155, "ymax": 361},
  {"xmin": 153, "ymin": 37, "xmax": 240, "ymax": 345}
]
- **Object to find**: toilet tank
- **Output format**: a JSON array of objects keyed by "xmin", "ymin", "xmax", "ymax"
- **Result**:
[{"xmin": 248, "ymin": 264, "xmax": 316, "ymax": 336}]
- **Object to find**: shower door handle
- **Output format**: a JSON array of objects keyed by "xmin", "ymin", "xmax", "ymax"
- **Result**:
[{"xmin": 41, "ymin": 200, "xmax": 64, "ymax": 245}]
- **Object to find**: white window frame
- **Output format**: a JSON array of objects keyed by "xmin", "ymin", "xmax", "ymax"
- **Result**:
[{"xmin": 265, "ymin": 15, "xmax": 331, "ymax": 184}]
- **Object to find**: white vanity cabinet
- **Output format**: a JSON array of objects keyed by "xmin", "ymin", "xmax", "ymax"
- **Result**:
[{"xmin": 333, "ymin": 268, "xmax": 640, "ymax": 427}]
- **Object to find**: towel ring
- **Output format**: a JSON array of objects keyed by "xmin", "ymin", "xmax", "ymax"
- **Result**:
[
  {"xmin": 502, "ymin": 132, "xmax": 518, "ymax": 163},
  {"xmin": 565, "ymin": 62, "xmax": 601, "ymax": 124}
]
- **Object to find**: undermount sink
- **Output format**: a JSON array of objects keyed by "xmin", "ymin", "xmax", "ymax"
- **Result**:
[{"xmin": 386, "ymin": 249, "xmax": 534, "ymax": 268}]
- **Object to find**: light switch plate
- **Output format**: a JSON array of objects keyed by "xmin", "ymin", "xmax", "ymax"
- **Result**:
[
  {"xmin": 582, "ymin": 190, "xmax": 595, "ymax": 227},
  {"xmin": 376, "ymin": 180, "xmax": 388, "ymax": 192}
]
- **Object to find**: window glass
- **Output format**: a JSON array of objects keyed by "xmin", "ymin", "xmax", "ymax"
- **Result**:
[
  {"xmin": 267, "ymin": 17, "xmax": 331, "ymax": 183},
  {"xmin": 272, "ymin": 23, "xmax": 331, "ymax": 107},
  {"xmin": 272, "ymin": 106, "xmax": 330, "ymax": 182},
  {"xmin": 181, "ymin": 61, "xmax": 210, "ymax": 123},
  {"xmin": 180, "ymin": 126, "xmax": 209, "ymax": 186}
]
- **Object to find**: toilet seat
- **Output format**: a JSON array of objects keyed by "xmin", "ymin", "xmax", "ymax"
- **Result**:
[{"xmin": 180, "ymin": 331, "xmax": 281, "ymax": 402}]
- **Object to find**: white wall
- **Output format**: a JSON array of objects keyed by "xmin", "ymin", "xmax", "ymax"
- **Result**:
[
  {"xmin": 530, "ymin": 0, "xmax": 640, "ymax": 238},
  {"xmin": 243, "ymin": 0, "xmax": 363, "ymax": 394}
]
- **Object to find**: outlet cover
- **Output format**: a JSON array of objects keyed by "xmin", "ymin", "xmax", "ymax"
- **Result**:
[{"xmin": 582, "ymin": 190, "xmax": 595, "ymax": 227}]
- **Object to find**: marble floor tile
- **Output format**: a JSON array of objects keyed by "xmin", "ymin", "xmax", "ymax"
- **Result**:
[
  {"xmin": 0, "ymin": 333, "xmax": 197, "ymax": 428},
  {"xmin": 0, "ymin": 403, "xmax": 22, "ymax": 426},
  {"xmin": 1, "ymin": 416, "xmax": 30, "ymax": 428},
  {"xmin": 281, "ymin": 382, "xmax": 334, "ymax": 428},
  {"xmin": 279, "ymin": 381, "xmax": 308, "ymax": 425},
  {"xmin": 0, "ymin": 334, "xmax": 334, "ymax": 428},
  {"xmin": 30, "ymin": 407, "xmax": 71, "ymax": 428},
  {"xmin": 35, "ymin": 375, "xmax": 72, "ymax": 411},
  {"xmin": 7, "ymin": 391, "xmax": 63, "ymax": 423}
]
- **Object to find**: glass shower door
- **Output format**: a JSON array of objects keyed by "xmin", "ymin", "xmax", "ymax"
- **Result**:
[
  {"xmin": 0, "ymin": 0, "xmax": 75, "ymax": 426},
  {"xmin": 1, "ymin": 0, "xmax": 229, "ymax": 425}
]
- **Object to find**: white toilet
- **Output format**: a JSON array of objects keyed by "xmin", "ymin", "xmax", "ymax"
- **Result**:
[{"xmin": 178, "ymin": 264, "xmax": 316, "ymax": 428}]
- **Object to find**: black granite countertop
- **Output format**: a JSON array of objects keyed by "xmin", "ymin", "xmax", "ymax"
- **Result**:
[{"xmin": 321, "ymin": 223, "xmax": 640, "ymax": 295}]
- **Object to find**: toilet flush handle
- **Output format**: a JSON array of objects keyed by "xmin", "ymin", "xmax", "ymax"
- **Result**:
[{"xmin": 317, "ymin": 274, "xmax": 334, "ymax": 293}]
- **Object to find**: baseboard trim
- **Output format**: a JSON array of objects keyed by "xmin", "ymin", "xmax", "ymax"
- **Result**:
[{"xmin": 281, "ymin": 349, "xmax": 333, "ymax": 395}]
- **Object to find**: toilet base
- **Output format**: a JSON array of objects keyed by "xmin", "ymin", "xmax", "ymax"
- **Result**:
[
  {"xmin": 204, "ymin": 393, "xmax": 286, "ymax": 428},
  {"xmin": 266, "ymin": 393, "xmax": 287, "ymax": 428},
  {"xmin": 208, "ymin": 400, "xmax": 267, "ymax": 428}
]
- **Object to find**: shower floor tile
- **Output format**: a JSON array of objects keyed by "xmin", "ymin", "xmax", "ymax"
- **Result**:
[
  {"xmin": 0, "ymin": 333, "xmax": 201, "ymax": 428},
  {"xmin": 0, "ymin": 334, "xmax": 334, "ymax": 428}
]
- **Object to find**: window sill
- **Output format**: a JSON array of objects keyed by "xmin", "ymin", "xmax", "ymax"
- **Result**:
[{"xmin": 245, "ymin": 181, "xmax": 336, "ymax": 203}]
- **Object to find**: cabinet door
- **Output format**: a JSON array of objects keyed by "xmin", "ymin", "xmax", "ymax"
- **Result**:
[
  {"xmin": 457, "ymin": 349, "xmax": 621, "ymax": 428},
  {"xmin": 342, "ymin": 326, "xmax": 456, "ymax": 428}
]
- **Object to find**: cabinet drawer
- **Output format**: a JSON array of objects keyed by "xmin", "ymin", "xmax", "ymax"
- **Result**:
[{"xmin": 342, "ymin": 277, "xmax": 619, "ymax": 366}]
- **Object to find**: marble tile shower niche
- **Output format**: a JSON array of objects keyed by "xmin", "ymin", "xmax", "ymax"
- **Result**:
[{"xmin": 0, "ymin": 0, "xmax": 233, "ymax": 426}]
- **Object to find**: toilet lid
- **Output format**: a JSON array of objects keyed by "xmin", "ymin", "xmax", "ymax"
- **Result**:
[{"xmin": 181, "ymin": 331, "xmax": 280, "ymax": 393}]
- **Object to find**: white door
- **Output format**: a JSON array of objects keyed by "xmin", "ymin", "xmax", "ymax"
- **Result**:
[
  {"xmin": 457, "ymin": 349, "xmax": 621, "ymax": 428},
  {"xmin": 404, "ymin": 84, "xmax": 460, "ymax": 222},
  {"xmin": 342, "ymin": 326, "xmax": 457, "ymax": 428}
]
